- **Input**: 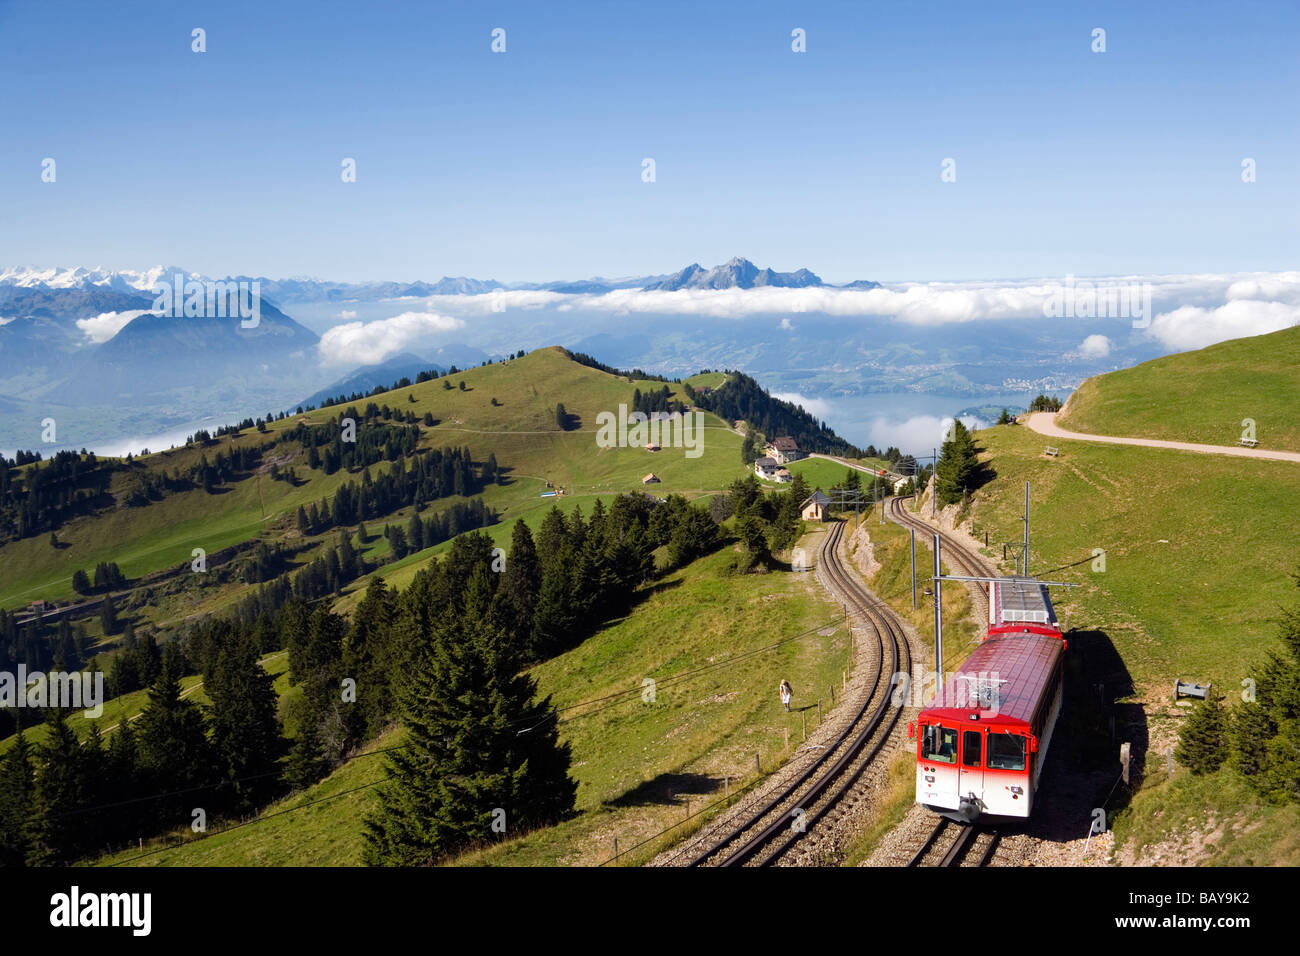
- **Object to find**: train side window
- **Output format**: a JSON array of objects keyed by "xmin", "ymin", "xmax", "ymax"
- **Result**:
[
  {"xmin": 922, "ymin": 725, "xmax": 958, "ymax": 764},
  {"xmin": 962, "ymin": 730, "xmax": 982, "ymax": 768},
  {"xmin": 988, "ymin": 733, "xmax": 1026, "ymax": 771}
]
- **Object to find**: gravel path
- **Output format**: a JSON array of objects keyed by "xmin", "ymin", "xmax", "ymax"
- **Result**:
[{"xmin": 1025, "ymin": 412, "xmax": 1300, "ymax": 463}]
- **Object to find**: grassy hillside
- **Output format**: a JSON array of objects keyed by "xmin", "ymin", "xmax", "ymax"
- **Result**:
[
  {"xmin": 1, "ymin": 347, "xmax": 746, "ymax": 611},
  {"xmin": 969, "ymin": 423, "xmax": 1297, "ymax": 701},
  {"xmin": 107, "ymin": 530, "xmax": 848, "ymax": 867},
  {"xmin": 1058, "ymin": 325, "xmax": 1300, "ymax": 451},
  {"xmin": 971, "ymin": 399, "xmax": 1300, "ymax": 864}
]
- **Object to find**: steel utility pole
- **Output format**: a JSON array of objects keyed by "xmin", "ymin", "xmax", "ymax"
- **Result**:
[
  {"xmin": 931, "ymin": 447, "xmax": 937, "ymax": 517},
  {"xmin": 933, "ymin": 533, "xmax": 943, "ymax": 692},
  {"xmin": 1022, "ymin": 481, "xmax": 1030, "ymax": 576},
  {"xmin": 910, "ymin": 528, "xmax": 917, "ymax": 609}
]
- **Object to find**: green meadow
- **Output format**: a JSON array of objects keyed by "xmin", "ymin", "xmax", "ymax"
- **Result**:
[{"xmin": 1059, "ymin": 325, "xmax": 1300, "ymax": 452}]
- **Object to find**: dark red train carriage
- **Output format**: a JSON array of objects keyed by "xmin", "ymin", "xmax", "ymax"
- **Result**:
[{"xmin": 912, "ymin": 577, "xmax": 1065, "ymax": 821}]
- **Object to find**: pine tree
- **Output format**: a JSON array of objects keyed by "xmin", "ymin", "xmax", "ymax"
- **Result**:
[
  {"xmin": 363, "ymin": 568, "xmax": 575, "ymax": 865},
  {"xmin": 934, "ymin": 419, "xmax": 978, "ymax": 507},
  {"xmin": 76, "ymin": 723, "xmax": 107, "ymax": 851},
  {"xmin": 338, "ymin": 529, "xmax": 358, "ymax": 579},
  {"xmin": 26, "ymin": 710, "xmax": 83, "ymax": 864},
  {"xmin": 343, "ymin": 576, "xmax": 398, "ymax": 739},
  {"xmin": 207, "ymin": 633, "xmax": 284, "ymax": 809},
  {"xmin": 287, "ymin": 608, "xmax": 350, "ymax": 787},
  {"xmin": 136, "ymin": 653, "xmax": 214, "ymax": 822},
  {"xmin": 1175, "ymin": 692, "xmax": 1228, "ymax": 775},
  {"xmin": 1233, "ymin": 697, "xmax": 1276, "ymax": 780},
  {"xmin": 788, "ymin": 472, "xmax": 810, "ymax": 506},
  {"xmin": 498, "ymin": 520, "xmax": 542, "ymax": 656},
  {"xmin": 0, "ymin": 729, "xmax": 36, "ymax": 866},
  {"xmin": 737, "ymin": 515, "xmax": 772, "ymax": 570},
  {"xmin": 99, "ymin": 593, "xmax": 118, "ymax": 635}
]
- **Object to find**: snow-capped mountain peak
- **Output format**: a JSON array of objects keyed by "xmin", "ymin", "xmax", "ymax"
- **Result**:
[{"xmin": 0, "ymin": 265, "xmax": 195, "ymax": 292}]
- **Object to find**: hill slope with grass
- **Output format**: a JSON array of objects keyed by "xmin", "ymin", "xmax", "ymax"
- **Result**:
[
  {"xmin": 966, "ymin": 330, "xmax": 1300, "ymax": 864},
  {"xmin": 0, "ymin": 347, "xmax": 742, "ymax": 611},
  {"xmin": 1058, "ymin": 325, "xmax": 1300, "ymax": 452}
]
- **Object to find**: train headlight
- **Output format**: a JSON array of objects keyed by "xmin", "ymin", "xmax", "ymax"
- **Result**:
[
  {"xmin": 924, "ymin": 775, "xmax": 935, "ymax": 783},
  {"xmin": 1009, "ymin": 786, "xmax": 1023, "ymax": 794}
]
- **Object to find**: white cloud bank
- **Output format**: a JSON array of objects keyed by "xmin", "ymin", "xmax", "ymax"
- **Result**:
[
  {"xmin": 405, "ymin": 270, "xmax": 1300, "ymax": 353},
  {"xmin": 75, "ymin": 310, "xmax": 149, "ymax": 343},
  {"xmin": 772, "ymin": 392, "xmax": 834, "ymax": 419},
  {"xmin": 1148, "ymin": 299, "xmax": 1300, "ymax": 352},
  {"xmin": 868, "ymin": 414, "xmax": 985, "ymax": 454},
  {"xmin": 318, "ymin": 310, "xmax": 465, "ymax": 366}
]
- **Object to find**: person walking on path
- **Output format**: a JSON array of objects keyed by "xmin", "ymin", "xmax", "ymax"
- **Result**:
[{"xmin": 779, "ymin": 679, "xmax": 793, "ymax": 712}]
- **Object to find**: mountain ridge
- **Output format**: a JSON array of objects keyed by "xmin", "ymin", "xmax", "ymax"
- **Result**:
[{"xmin": 0, "ymin": 257, "xmax": 880, "ymax": 302}]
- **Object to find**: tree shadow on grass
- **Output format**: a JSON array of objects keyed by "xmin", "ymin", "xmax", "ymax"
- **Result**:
[{"xmin": 605, "ymin": 771, "xmax": 722, "ymax": 809}]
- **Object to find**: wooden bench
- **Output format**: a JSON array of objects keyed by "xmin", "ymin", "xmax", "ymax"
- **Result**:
[
  {"xmin": 1044, "ymin": 446, "xmax": 1059, "ymax": 457},
  {"xmin": 1239, "ymin": 437, "xmax": 1259, "ymax": 448}
]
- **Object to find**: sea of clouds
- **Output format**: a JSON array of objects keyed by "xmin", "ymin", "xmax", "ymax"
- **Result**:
[{"xmin": 313, "ymin": 271, "xmax": 1300, "ymax": 367}]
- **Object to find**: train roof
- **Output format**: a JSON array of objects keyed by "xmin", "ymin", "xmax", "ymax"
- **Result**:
[
  {"xmin": 989, "ymin": 576, "xmax": 1057, "ymax": 629},
  {"xmin": 921, "ymin": 633, "xmax": 1062, "ymax": 727}
]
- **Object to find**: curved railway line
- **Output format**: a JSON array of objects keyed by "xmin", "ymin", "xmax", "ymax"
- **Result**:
[
  {"xmin": 885, "ymin": 495, "xmax": 994, "ymax": 626},
  {"xmin": 672, "ymin": 518, "xmax": 913, "ymax": 867}
]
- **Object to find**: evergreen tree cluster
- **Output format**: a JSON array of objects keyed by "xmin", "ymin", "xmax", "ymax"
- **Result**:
[
  {"xmin": 707, "ymin": 473, "xmax": 813, "ymax": 570},
  {"xmin": 631, "ymin": 385, "xmax": 687, "ymax": 417},
  {"xmin": 1177, "ymin": 581, "xmax": 1300, "ymax": 803},
  {"xmin": 292, "ymin": 447, "xmax": 487, "ymax": 539},
  {"xmin": 0, "ymin": 638, "xmax": 282, "ymax": 865},
  {"xmin": 559, "ymin": 349, "xmax": 677, "ymax": 384},
  {"xmin": 286, "ymin": 413, "xmax": 421, "ymax": 476},
  {"xmin": 0, "ymin": 450, "xmax": 116, "ymax": 543},
  {"xmin": 0, "ymin": 615, "xmax": 96, "ymax": 735},
  {"xmin": 693, "ymin": 372, "xmax": 863, "ymax": 458},
  {"xmin": 71, "ymin": 560, "xmax": 127, "ymax": 593},
  {"xmin": 1027, "ymin": 394, "xmax": 1063, "ymax": 412}
]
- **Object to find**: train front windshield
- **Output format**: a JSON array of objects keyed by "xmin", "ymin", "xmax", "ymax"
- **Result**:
[
  {"xmin": 921, "ymin": 724, "xmax": 959, "ymax": 764},
  {"xmin": 988, "ymin": 732, "xmax": 1027, "ymax": 771}
]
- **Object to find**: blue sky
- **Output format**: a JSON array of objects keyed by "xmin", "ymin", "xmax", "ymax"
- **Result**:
[{"xmin": 1, "ymin": 0, "xmax": 1296, "ymax": 283}]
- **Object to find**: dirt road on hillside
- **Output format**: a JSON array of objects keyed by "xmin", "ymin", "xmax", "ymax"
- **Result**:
[{"xmin": 1024, "ymin": 412, "xmax": 1300, "ymax": 463}]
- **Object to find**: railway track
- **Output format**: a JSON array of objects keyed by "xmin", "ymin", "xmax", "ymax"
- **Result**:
[
  {"xmin": 676, "ymin": 518, "xmax": 912, "ymax": 867},
  {"xmin": 906, "ymin": 818, "xmax": 999, "ymax": 867},
  {"xmin": 884, "ymin": 495, "xmax": 994, "ymax": 624}
]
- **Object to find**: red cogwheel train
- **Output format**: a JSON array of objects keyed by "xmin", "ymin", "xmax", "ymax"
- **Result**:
[{"xmin": 910, "ymin": 577, "xmax": 1064, "ymax": 822}]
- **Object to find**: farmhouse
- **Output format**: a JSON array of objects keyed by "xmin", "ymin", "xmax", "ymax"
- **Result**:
[
  {"xmin": 766, "ymin": 436, "xmax": 805, "ymax": 464},
  {"xmin": 800, "ymin": 490, "xmax": 832, "ymax": 522},
  {"xmin": 774, "ymin": 468, "xmax": 791, "ymax": 483},
  {"xmin": 754, "ymin": 456, "xmax": 780, "ymax": 480}
]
